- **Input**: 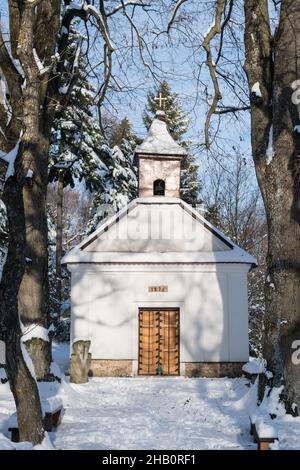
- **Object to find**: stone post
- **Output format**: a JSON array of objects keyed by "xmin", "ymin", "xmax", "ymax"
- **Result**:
[{"xmin": 70, "ymin": 340, "xmax": 91, "ymax": 384}]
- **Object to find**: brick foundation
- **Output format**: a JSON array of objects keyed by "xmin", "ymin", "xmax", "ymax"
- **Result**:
[
  {"xmin": 184, "ymin": 362, "xmax": 244, "ymax": 378},
  {"xmin": 90, "ymin": 359, "xmax": 133, "ymax": 377},
  {"xmin": 89, "ymin": 360, "xmax": 244, "ymax": 378}
]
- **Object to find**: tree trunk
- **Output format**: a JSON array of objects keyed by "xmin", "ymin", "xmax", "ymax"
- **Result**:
[
  {"xmin": 244, "ymin": 0, "xmax": 300, "ymax": 413},
  {"xmin": 0, "ymin": 0, "xmax": 76, "ymax": 444},
  {"xmin": 15, "ymin": 4, "xmax": 55, "ymax": 380},
  {"xmin": 56, "ymin": 172, "xmax": 64, "ymax": 320},
  {"xmin": 18, "ymin": 132, "xmax": 52, "ymax": 379},
  {"xmin": 0, "ymin": 173, "xmax": 44, "ymax": 445},
  {"xmin": 18, "ymin": 146, "xmax": 49, "ymax": 326}
]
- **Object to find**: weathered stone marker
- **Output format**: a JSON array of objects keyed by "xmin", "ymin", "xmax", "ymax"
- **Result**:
[{"xmin": 70, "ymin": 340, "xmax": 91, "ymax": 384}]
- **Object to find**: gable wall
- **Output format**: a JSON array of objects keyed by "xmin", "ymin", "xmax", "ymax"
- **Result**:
[{"xmin": 85, "ymin": 203, "xmax": 230, "ymax": 253}]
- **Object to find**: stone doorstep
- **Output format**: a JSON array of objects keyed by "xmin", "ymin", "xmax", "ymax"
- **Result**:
[{"xmin": 89, "ymin": 360, "xmax": 245, "ymax": 378}]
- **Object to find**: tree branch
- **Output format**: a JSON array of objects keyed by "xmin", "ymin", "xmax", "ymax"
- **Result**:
[
  {"xmin": 202, "ymin": 0, "xmax": 225, "ymax": 148},
  {"xmin": 215, "ymin": 105, "xmax": 250, "ymax": 114},
  {"xmin": 167, "ymin": 0, "xmax": 188, "ymax": 34},
  {"xmin": 106, "ymin": 1, "xmax": 150, "ymax": 17}
]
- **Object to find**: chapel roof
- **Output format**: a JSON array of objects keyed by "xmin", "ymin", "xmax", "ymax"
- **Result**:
[
  {"xmin": 62, "ymin": 197, "xmax": 257, "ymax": 267},
  {"xmin": 135, "ymin": 111, "xmax": 186, "ymax": 156}
]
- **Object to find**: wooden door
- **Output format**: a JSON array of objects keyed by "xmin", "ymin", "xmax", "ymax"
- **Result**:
[
  {"xmin": 159, "ymin": 310, "xmax": 179, "ymax": 376},
  {"xmin": 138, "ymin": 310, "xmax": 159, "ymax": 375},
  {"xmin": 138, "ymin": 309, "xmax": 179, "ymax": 375}
]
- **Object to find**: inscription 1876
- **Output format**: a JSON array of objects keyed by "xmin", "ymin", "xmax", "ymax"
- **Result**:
[{"xmin": 148, "ymin": 286, "xmax": 168, "ymax": 293}]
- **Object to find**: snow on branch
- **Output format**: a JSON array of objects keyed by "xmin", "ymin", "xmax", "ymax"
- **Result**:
[
  {"xmin": 0, "ymin": 139, "xmax": 21, "ymax": 180},
  {"xmin": 0, "ymin": 75, "xmax": 12, "ymax": 125},
  {"xmin": 120, "ymin": 2, "xmax": 155, "ymax": 77},
  {"xmin": 215, "ymin": 105, "xmax": 250, "ymax": 115},
  {"xmin": 20, "ymin": 340, "xmax": 37, "ymax": 380},
  {"xmin": 21, "ymin": 323, "xmax": 50, "ymax": 343},
  {"xmin": 33, "ymin": 48, "xmax": 47, "ymax": 76},
  {"xmin": 167, "ymin": 0, "xmax": 188, "ymax": 33},
  {"xmin": 84, "ymin": 4, "xmax": 114, "ymax": 52},
  {"xmin": 107, "ymin": 1, "xmax": 150, "ymax": 17},
  {"xmin": 53, "ymin": 158, "xmax": 78, "ymax": 170},
  {"xmin": 25, "ymin": 0, "xmax": 43, "ymax": 5},
  {"xmin": 59, "ymin": 37, "xmax": 83, "ymax": 96}
]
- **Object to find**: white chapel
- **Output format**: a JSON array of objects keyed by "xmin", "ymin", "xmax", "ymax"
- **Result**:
[{"xmin": 62, "ymin": 110, "xmax": 256, "ymax": 377}]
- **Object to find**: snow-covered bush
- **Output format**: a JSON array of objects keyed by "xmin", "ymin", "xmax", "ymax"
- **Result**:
[{"xmin": 52, "ymin": 318, "xmax": 71, "ymax": 343}]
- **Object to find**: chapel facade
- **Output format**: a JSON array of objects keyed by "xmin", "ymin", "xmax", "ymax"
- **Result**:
[{"xmin": 63, "ymin": 110, "xmax": 256, "ymax": 377}]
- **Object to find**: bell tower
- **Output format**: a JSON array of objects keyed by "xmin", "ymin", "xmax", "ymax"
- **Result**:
[{"xmin": 135, "ymin": 110, "xmax": 186, "ymax": 198}]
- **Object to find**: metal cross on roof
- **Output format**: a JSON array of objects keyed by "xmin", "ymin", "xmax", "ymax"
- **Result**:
[{"xmin": 154, "ymin": 92, "xmax": 167, "ymax": 109}]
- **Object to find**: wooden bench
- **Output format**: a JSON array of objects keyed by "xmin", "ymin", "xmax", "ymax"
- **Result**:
[
  {"xmin": 8, "ymin": 397, "xmax": 63, "ymax": 443},
  {"xmin": 250, "ymin": 416, "xmax": 278, "ymax": 450}
]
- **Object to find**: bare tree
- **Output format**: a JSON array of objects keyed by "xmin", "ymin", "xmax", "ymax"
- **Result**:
[
  {"xmin": 202, "ymin": 150, "xmax": 267, "ymax": 357},
  {"xmin": 243, "ymin": 0, "xmax": 300, "ymax": 412},
  {"xmin": 197, "ymin": 0, "xmax": 300, "ymax": 413},
  {"xmin": 0, "ymin": 0, "xmax": 168, "ymax": 443},
  {"xmin": 203, "ymin": 150, "xmax": 263, "ymax": 249}
]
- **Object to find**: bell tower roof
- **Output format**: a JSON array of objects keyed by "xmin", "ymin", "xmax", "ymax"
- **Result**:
[{"xmin": 135, "ymin": 111, "xmax": 186, "ymax": 157}]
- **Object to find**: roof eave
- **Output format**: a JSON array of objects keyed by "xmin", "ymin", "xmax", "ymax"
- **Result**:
[{"xmin": 135, "ymin": 150, "xmax": 186, "ymax": 158}]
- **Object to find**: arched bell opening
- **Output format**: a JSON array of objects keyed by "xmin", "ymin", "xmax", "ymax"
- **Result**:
[{"xmin": 153, "ymin": 179, "xmax": 165, "ymax": 196}]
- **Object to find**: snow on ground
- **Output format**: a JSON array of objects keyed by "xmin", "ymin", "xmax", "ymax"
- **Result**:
[
  {"xmin": 1, "ymin": 344, "xmax": 300, "ymax": 450},
  {"xmin": 53, "ymin": 376, "xmax": 256, "ymax": 450}
]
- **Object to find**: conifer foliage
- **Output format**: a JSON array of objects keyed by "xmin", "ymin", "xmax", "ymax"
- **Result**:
[
  {"xmin": 109, "ymin": 117, "xmax": 138, "ymax": 201},
  {"xmin": 88, "ymin": 118, "xmax": 138, "ymax": 231},
  {"xmin": 48, "ymin": 26, "xmax": 109, "ymax": 192}
]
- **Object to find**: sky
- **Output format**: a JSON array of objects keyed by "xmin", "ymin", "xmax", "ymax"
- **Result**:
[
  {"xmin": 97, "ymin": 0, "xmax": 253, "ymax": 166},
  {"xmin": 0, "ymin": 0, "xmax": 258, "ymax": 183}
]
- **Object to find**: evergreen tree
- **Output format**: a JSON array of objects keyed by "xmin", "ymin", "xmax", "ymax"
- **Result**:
[
  {"xmin": 88, "ymin": 144, "xmax": 138, "ymax": 231},
  {"xmin": 143, "ymin": 81, "xmax": 201, "ymax": 205},
  {"xmin": 48, "ymin": 26, "xmax": 110, "ymax": 192},
  {"xmin": 48, "ymin": 24, "xmax": 110, "ymax": 320},
  {"xmin": 110, "ymin": 117, "xmax": 138, "ymax": 200},
  {"xmin": 88, "ymin": 118, "xmax": 138, "ymax": 231}
]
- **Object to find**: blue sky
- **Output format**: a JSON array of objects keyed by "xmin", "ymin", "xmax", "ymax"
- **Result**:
[
  {"xmin": 0, "ymin": 1, "xmax": 254, "ymax": 172},
  {"xmin": 99, "ymin": 0, "xmax": 253, "ymax": 170}
]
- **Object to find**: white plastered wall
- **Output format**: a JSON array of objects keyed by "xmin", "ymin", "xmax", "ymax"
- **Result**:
[
  {"xmin": 85, "ymin": 203, "xmax": 230, "ymax": 253},
  {"xmin": 69, "ymin": 263, "xmax": 250, "ymax": 372}
]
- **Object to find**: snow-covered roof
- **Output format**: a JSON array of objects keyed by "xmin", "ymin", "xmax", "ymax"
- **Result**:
[
  {"xmin": 135, "ymin": 113, "xmax": 186, "ymax": 156},
  {"xmin": 62, "ymin": 197, "xmax": 257, "ymax": 267}
]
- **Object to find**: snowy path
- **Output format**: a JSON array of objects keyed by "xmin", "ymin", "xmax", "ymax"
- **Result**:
[
  {"xmin": 2, "ymin": 344, "xmax": 299, "ymax": 450},
  {"xmin": 52, "ymin": 377, "xmax": 256, "ymax": 450}
]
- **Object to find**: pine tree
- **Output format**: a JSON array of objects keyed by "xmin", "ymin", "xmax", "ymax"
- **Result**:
[
  {"xmin": 48, "ymin": 26, "xmax": 110, "ymax": 192},
  {"xmin": 110, "ymin": 117, "xmax": 138, "ymax": 201},
  {"xmin": 48, "ymin": 24, "xmax": 110, "ymax": 320},
  {"xmin": 143, "ymin": 81, "xmax": 201, "ymax": 206},
  {"xmin": 88, "ymin": 118, "xmax": 138, "ymax": 231},
  {"xmin": 88, "ymin": 145, "xmax": 138, "ymax": 231}
]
